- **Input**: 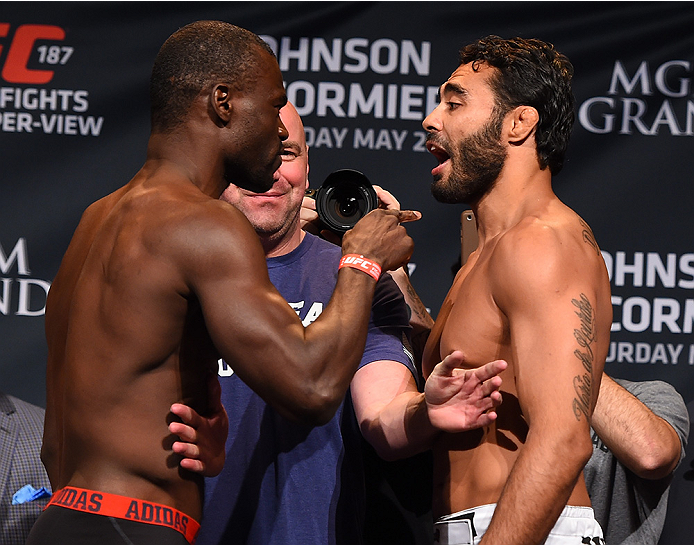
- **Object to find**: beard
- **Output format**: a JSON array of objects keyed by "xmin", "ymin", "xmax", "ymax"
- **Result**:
[{"xmin": 431, "ymin": 107, "xmax": 507, "ymax": 205}]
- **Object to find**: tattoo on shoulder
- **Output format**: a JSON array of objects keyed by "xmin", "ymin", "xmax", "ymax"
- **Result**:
[
  {"xmin": 406, "ymin": 283, "xmax": 429, "ymax": 319},
  {"xmin": 571, "ymin": 293, "xmax": 595, "ymax": 422},
  {"xmin": 578, "ymin": 217, "xmax": 600, "ymax": 256}
]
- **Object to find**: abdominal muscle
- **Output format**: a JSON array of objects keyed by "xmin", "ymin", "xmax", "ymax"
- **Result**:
[
  {"xmin": 428, "ymin": 365, "xmax": 595, "ymax": 522},
  {"xmin": 430, "ymin": 395, "xmax": 591, "ymax": 518},
  {"xmin": 430, "ymin": 395, "xmax": 525, "ymax": 516}
]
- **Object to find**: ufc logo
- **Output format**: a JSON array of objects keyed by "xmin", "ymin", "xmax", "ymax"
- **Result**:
[{"xmin": 0, "ymin": 23, "xmax": 69, "ymax": 84}]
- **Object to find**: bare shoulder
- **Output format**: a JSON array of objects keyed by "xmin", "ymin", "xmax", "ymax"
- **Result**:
[
  {"xmin": 71, "ymin": 176, "xmax": 268, "ymax": 297},
  {"xmin": 133, "ymin": 183, "xmax": 266, "ymax": 285},
  {"xmin": 489, "ymin": 208, "xmax": 608, "ymax": 305}
]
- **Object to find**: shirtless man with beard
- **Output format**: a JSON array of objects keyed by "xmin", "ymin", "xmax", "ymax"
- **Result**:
[
  {"xmin": 27, "ymin": 21, "xmax": 418, "ymax": 545},
  {"xmin": 421, "ymin": 36, "xmax": 613, "ymax": 545}
]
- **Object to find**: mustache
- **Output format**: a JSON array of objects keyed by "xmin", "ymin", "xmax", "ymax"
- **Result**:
[{"xmin": 425, "ymin": 133, "xmax": 452, "ymax": 154}]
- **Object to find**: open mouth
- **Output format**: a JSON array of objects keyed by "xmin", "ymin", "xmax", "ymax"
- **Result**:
[
  {"xmin": 426, "ymin": 141, "xmax": 450, "ymax": 163},
  {"xmin": 426, "ymin": 139, "xmax": 451, "ymax": 175}
]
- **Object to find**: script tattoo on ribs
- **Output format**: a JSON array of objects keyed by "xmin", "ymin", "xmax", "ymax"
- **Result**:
[{"xmin": 571, "ymin": 293, "xmax": 595, "ymax": 421}]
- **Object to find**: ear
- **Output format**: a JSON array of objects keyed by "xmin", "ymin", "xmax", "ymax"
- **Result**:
[
  {"xmin": 210, "ymin": 84, "xmax": 233, "ymax": 124},
  {"xmin": 507, "ymin": 106, "xmax": 539, "ymax": 144}
]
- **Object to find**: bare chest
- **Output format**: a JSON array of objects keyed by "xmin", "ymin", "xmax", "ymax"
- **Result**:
[{"xmin": 423, "ymin": 263, "xmax": 508, "ymax": 376}]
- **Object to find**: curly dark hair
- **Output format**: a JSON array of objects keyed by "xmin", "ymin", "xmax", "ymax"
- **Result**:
[
  {"xmin": 150, "ymin": 20, "xmax": 275, "ymax": 132},
  {"xmin": 459, "ymin": 36, "xmax": 575, "ymax": 175}
]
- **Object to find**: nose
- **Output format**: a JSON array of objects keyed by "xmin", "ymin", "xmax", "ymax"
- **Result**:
[
  {"xmin": 422, "ymin": 104, "xmax": 443, "ymax": 133},
  {"xmin": 278, "ymin": 118, "xmax": 289, "ymax": 141}
]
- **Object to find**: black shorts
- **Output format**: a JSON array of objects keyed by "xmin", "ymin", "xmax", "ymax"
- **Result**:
[{"xmin": 26, "ymin": 505, "xmax": 192, "ymax": 545}]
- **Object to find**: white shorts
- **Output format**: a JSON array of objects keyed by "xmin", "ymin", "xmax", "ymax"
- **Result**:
[{"xmin": 433, "ymin": 503, "xmax": 604, "ymax": 545}]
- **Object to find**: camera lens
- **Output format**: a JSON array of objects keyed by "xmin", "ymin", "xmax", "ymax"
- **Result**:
[
  {"xmin": 315, "ymin": 170, "xmax": 378, "ymax": 233},
  {"xmin": 330, "ymin": 190, "xmax": 362, "ymax": 219},
  {"xmin": 339, "ymin": 197, "xmax": 358, "ymax": 217}
]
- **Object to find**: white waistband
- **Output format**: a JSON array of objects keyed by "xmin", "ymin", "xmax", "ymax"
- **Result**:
[{"xmin": 435, "ymin": 504, "xmax": 603, "ymax": 545}]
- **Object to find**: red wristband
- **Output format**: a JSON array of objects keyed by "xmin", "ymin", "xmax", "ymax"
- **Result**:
[{"xmin": 339, "ymin": 254, "xmax": 382, "ymax": 281}]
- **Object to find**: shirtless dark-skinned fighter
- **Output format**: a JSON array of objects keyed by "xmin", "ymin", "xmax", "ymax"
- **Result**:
[{"xmin": 27, "ymin": 21, "xmax": 419, "ymax": 545}]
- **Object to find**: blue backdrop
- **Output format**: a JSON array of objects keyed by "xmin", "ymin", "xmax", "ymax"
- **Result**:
[{"xmin": 1, "ymin": 3, "xmax": 692, "ymax": 542}]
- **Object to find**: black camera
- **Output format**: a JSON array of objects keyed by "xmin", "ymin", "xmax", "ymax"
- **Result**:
[{"xmin": 306, "ymin": 169, "xmax": 378, "ymax": 234}]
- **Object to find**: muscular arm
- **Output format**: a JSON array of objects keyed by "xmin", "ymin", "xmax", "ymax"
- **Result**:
[
  {"xmin": 592, "ymin": 375, "xmax": 683, "ymax": 479},
  {"xmin": 186, "ymin": 203, "xmax": 417, "ymax": 425},
  {"xmin": 352, "ymin": 353, "xmax": 505, "ymax": 460},
  {"xmin": 479, "ymin": 224, "xmax": 610, "ymax": 545}
]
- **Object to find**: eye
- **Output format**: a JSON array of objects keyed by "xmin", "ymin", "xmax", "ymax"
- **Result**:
[
  {"xmin": 281, "ymin": 148, "xmax": 298, "ymax": 161},
  {"xmin": 447, "ymin": 101, "xmax": 462, "ymax": 111}
]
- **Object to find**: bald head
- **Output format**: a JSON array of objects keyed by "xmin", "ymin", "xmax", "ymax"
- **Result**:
[{"xmin": 279, "ymin": 103, "xmax": 308, "ymax": 160}]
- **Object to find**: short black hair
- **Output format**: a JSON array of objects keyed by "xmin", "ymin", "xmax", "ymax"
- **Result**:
[
  {"xmin": 150, "ymin": 20, "xmax": 275, "ymax": 132},
  {"xmin": 459, "ymin": 36, "xmax": 574, "ymax": 175}
]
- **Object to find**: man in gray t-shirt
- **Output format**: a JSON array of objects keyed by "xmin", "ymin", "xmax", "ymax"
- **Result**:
[{"xmin": 584, "ymin": 376, "xmax": 689, "ymax": 545}]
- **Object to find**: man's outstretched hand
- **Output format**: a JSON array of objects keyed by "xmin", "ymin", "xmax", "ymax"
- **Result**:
[{"xmin": 425, "ymin": 351, "xmax": 507, "ymax": 432}]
